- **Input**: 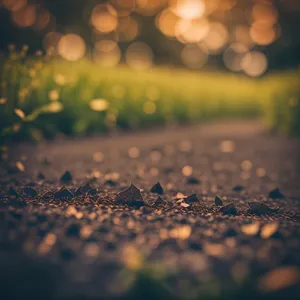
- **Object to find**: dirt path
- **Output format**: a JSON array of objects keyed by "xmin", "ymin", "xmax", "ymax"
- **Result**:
[{"xmin": 0, "ymin": 120, "xmax": 300, "ymax": 300}]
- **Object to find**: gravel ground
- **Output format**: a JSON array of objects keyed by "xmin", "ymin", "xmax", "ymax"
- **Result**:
[{"xmin": 1, "ymin": 120, "xmax": 300, "ymax": 300}]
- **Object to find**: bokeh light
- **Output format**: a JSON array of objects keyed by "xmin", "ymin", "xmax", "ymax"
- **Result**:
[
  {"xmin": 3, "ymin": 0, "xmax": 27, "ymax": 12},
  {"xmin": 91, "ymin": 4, "xmax": 118, "ymax": 34},
  {"xmin": 110, "ymin": 0, "xmax": 136, "ymax": 17},
  {"xmin": 58, "ymin": 34, "xmax": 86, "ymax": 61},
  {"xmin": 43, "ymin": 31, "xmax": 62, "ymax": 56},
  {"xmin": 250, "ymin": 25, "xmax": 277, "ymax": 46},
  {"xmin": 156, "ymin": 9, "xmax": 179, "ymax": 38},
  {"xmin": 181, "ymin": 44, "xmax": 208, "ymax": 69},
  {"xmin": 126, "ymin": 42, "xmax": 153, "ymax": 71},
  {"xmin": 202, "ymin": 22, "xmax": 228, "ymax": 53},
  {"xmin": 241, "ymin": 51, "xmax": 268, "ymax": 77},
  {"xmin": 176, "ymin": 18, "xmax": 209, "ymax": 43},
  {"xmin": 116, "ymin": 16, "xmax": 140, "ymax": 42},
  {"xmin": 33, "ymin": 8, "xmax": 51, "ymax": 31},
  {"xmin": 11, "ymin": 4, "xmax": 36, "ymax": 28},
  {"xmin": 136, "ymin": 0, "xmax": 167, "ymax": 16},
  {"xmin": 170, "ymin": 0, "xmax": 206, "ymax": 20},
  {"xmin": 93, "ymin": 40, "xmax": 121, "ymax": 67},
  {"xmin": 89, "ymin": 99, "xmax": 109, "ymax": 112},
  {"xmin": 223, "ymin": 43, "xmax": 248, "ymax": 72}
]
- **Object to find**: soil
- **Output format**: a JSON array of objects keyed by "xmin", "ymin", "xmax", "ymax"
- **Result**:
[{"xmin": 1, "ymin": 120, "xmax": 300, "ymax": 300}]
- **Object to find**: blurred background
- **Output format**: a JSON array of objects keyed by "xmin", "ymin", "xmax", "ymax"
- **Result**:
[
  {"xmin": 1, "ymin": 0, "xmax": 300, "ymax": 73},
  {"xmin": 0, "ymin": 0, "xmax": 300, "ymax": 143}
]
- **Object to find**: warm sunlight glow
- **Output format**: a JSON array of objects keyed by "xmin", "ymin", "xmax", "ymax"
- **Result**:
[{"xmin": 58, "ymin": 34, "xmax": 86, "ymax": 61}]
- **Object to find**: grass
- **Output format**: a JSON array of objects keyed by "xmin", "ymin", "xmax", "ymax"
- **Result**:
[{"xmin": 0, "ymin": 49, "xmax": 299, "ymax": 145}]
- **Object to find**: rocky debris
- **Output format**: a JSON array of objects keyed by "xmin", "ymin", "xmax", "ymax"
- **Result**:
[
  {"xmin": 40, "ymin": 190, "xmax": 53, "ymax": 199},
  {"xmin": 23, "ymin": 187, "xmax": 38, "ymax": 197},
  {"xmin": 185, "ymin": 193, "xmax": 199, "ymax": 203},
  {"xmin": 186, "ymin": 177, "xmax": 200, "ymax": 184},
  {"xmin": 9, "ymin": 187, "xmax": 21, "ymax": 198},
  {"xmin": 268, "ymin": 188, "xmax": 285, "ymax": 199},
  {"xmin": 248, "ymin": 202, "xmax": 279, "ymax": 215},
  {"xmin": 37, "ymin": 172, "xmax": 45, "ymax": 180},
  {"xmin": 232, "ymin": 185, "xmax": 245, "ymax": 192},
  {"xmin": 75, "ymin": 183, "xmax": 93, "ymax": 195},
  {"xmin": 150, "ymin": 182, "xmax": 164, "ymax": 195},
  {"xmin": 215, "ymin": 196, "xmax": 223, "ymax": 206},
  {"xmin": 154, "ymin": 196, "xmax": 164, "ymax": 205},
  {"xmin": 115, "ymin": 183, "xmax": 144, "ymax": 207},
  {"xmin": 54, "ymin": 186, "xmax": 73, "ymax": 199},
  {"xmin": 220, "ymin": 202, "xmax": 238, "ymax": 215},
  {"xmin": 60, "ymin": 171, "xmax": 73, "ymax": 183},
  {"xmin": 105, "ymin": 179, "xmax": 117, "ymax": 186},
  {"xmin": 88, "ymin": 188, "xmax": 98, "ymax": 196}
]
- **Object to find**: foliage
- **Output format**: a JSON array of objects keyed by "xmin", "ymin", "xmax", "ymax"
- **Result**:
[{"xmin": 0, "ymin": 49, "xmax": 299, "ymax": 145}]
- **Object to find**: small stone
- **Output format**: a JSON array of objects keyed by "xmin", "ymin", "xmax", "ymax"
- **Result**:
[
  {"xmin": 140, "ymin": 206, "xmax": 154, "ymax": 214},
  {"xmin": 215, "ymin": 196, "xmax": 223, "ymax": 206},
  {"xmin": 37, "ymin": 172, "xmax": 45, "ymax": 180},
  {"xmin": 54, "ymin": 186, "xmax": 73, "ymax": 199},
  {"xmin": 115, "ymin": 183, "xmax": 144, "ymax": 207},
  {"xmin": 154, "ymin": 196, "xmax": 164, "ymax": 205},
  {"xmin": 41, "ymin": 190, "xmax": 53, "ymax": 199},
  {"xmin": 268, "ymin": 188, "xmax": 284, "ymax": 199},
  {"xmin": 185, "ymin": 193, "xmax": 199, "ymax": 203},
  {"xmin": 105, "ymin": 179, "xmax": 117, "ymax": 186},
  {"xmin": 186, "ymin": 177, "xmax": 200, "ymax": 185},
  {"xmin": 60, "ymin": 171, "xmax": 72, "ymax": 182},
  {"xmin": 150, "ymin": 182, "xmax": 164, "ymax": 195},
  {"xmin": 42, "ymin": 158, "xmax": 51, "ymax": 166},
  {"xmin": 23, "ymin": 187, "xmax": 38, "ymax": 197},
  {"xmin": 220, "ymin": 203, "xmax": 237, "ymax": 215},
  {"xmin": 232, "ymin": 185, "xmax": 244, "ymax": 192},
  {"xmin": 248, "ymin": 202, "xmax": 279, "ymax": 215},
  {"xmin": 88, "ymin": 188, "xmax": 98, "ymax": 196},
  {"xmin": 75, "ymin": 183, "xmax": 93, "ymax": 195},
  {"xmin": 9, "ymin": 187, "xmax": 21, "ymax": 198}
]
